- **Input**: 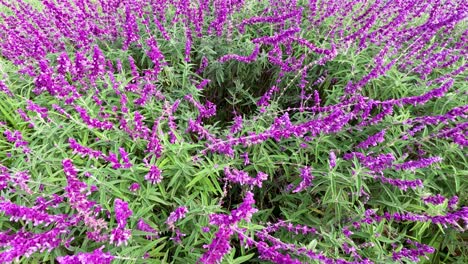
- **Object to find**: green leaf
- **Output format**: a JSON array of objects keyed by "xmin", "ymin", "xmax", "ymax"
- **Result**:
[{"xmin": 232, "ymin": 253, "xmax": 255, "ymax": 264}]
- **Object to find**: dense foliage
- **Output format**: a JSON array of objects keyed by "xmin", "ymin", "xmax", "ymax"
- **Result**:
[{"xmin": 0, "ymin": 0, "xmax": 467, "ymax": 263}]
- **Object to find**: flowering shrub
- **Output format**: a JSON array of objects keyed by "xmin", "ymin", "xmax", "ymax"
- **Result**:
[{"xmin": 0, "ymin": 0, "xmax": 467, "ymax": 263}]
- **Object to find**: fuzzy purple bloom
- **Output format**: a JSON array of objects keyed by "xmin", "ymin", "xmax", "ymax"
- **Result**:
[
  {"xmin": 114, "ymin": 199, "xmax": 132, "ymax": 228},
  {"xmin": 145, "ymin": 165, "xmax": 162, "ymax": 184},
  {"xmin": 377, "ymin": 174, "xmax": 424, "ymax": 191},
  {"xmin": 219, "ymin": 44, "xmax": 260, "ymax": 63},
  {"xmin": 0, "ymin": 201, "xmax": 67, "ymax": 226},
  {"xmin": 230, "ymin": 115, "xmax": 243, "ymax": 134},
  {"xmin": 448, "ymin": 196, "xmax": 459, "ymax": 211},
  {"xmin": 422, "ymin": 194, "xmax": 446, "ymax": 205},
  {"xmin": 392, "ymin": 240, "xmax": 435, "ymax": 262},
  {"xmin": 118, "ymin": 147, "xmax": 132, "ymax": 169},
  {"xmin": 0, "ymin": 81, "xmax": 13, "ymax": 97},
  {"xmin": 166, "ymin": 206, "xmax": 188, "ymax": 230},
  {"xmin": 292, "ymin": 166, "xmax": 314, "ymax": 193},
  {"xmin": 137, "ymin": 218, "xmax": 159, "ymax": 240},
  {"xmin": 109, "ymin": 227, "xmax": 131, "ymax": 246},
  {"xmin": 0, "ymin": 229, "xmax": 64, "ymax": 261},
  {"xmin": 356, "ymin": 130, "xmax": 386, "ymax": 149},
  {"xmin": 128, "ymin": 183, "xmax": 140, "ymax": 192},
  {"xmin": 57, "ymin": 248, "xmax": 114, "ymax": 264},
  {"xmin": 394, "ymin": 156, "xmax": 443, "ymax": 171},
  {"xmin": 198, "ymin": 226, "xmax": 233, "ymax": 264},
  {"xmin": 329, "ymin": 151, "xmax": 337, "ymax": 169},
  {"xmin": 62, "ymin": 159, "xmax": 108, "ymax": 241},
  {"xmin": 224, "ymin": 167, "xmax": 268, "ymax": 188},
  {"xmin": 200, "ymin": 192, "xmax": 257, "ymax": 263}
]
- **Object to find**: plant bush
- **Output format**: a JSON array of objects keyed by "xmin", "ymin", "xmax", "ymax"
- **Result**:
[{"xmin": 0, "ymin": 0, "xmax": 467, "ymax": 263}]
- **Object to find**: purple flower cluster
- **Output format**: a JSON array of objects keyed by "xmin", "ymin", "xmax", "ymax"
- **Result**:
[
  {"xmin": 448, "ymin": 196, "xmax": 459, "ymax": 211},
  {"xmin": 328, "ymin": 152, "xmax": 337, "ymax": 170},
  {"xmin": 198, "ymin": 226, "xmax": 233, "ymax": 264},
  {"xmin": 239, "ymin": 9, "xmax": 302, "ymax": 34},
  {"xmin": 0, "ymin": 166, "xmax": 9, "ymax": 191},
  {"xmin": 199, "ymin": 192, "xmax": 257, "ymax": 263},
  {"xmin": 356, "ymin": 207, "xmax": 468, "ymax": 230},
  {"xmin": 146, "ymin": 37, "xmax": 165, "ymax": 77},
  {"xmin": 118, "ymin": 147, "xmax": 133, "ymax": 169},
  {"xmin": 110, "ymin": 199, "xmax": 132, "ymax": 246},
  {"xmin": 203, "ymin": 108, "xmax": 355, "ymax": 156},
  {"xmin": 166, "ymin": 206, "xmax": 188, "ymax": 231},
  {"xmin": 377, "ymin": 174, "xmax": 424, "ymax": 191},
  {"xmin": 392, "ymin": 240, "xmax": 435, "ymax": 262},
  {"xmin": 422, "ymin": 194, "xmax": 446, "ymax": 205},
  {"xmin": 343, "ymin": 152, "xmax": 395, "ymax": 172},
  {"xmin": 146, "ymin": 120, "xmax": 163, "ymax": 158},
  {"xmin": 62, "ymin": 159, "xmax": 108, "ymax": 242},
  {"xmin": 0, "ymin": 201, "xmax": 67, "ymax": 226},
  {"xmin": 184, "ymin": 94, "xmax": 217, "ymax": 120},
  {"xmin": 292, "ymin": 166, "xmax": 314, "ymax": 193},
  {"xmin": 0, "ymin": 0, "xmax": 466, "ymax": 262},
  {"xmin": 128, "ymin": 182, "xmax": 140, "ymax": 192},
  {"xmin": 229, "ymin": 115, "xmax": 243, "ymax": 134},
  {"xmin": 137, "ymin": 218, "xmax": 159, "ymax": 240},
  {"xmin": 0, "ymin": 228, "xmax": 67, "ymax": 263},
  {"xmin": 223, "ymin": 167, "xmax": 268, "ymax": 188},
  {"xmin": 57, "ymin": 248, "xmax": 114, "ymax": 264},
  {"xmin": 74, "ymin": 106, "xmax": 114, "ymax": 130},
  {"xmin": 0, "ymin": 80, "xmax": 13, "ymax": 97},
  {"xmin": 241, "ymin": 227, "xmax": 372, "ymax": 264},
  {"xmin": 219, "ymin": 44, "xmax": 261, "ymax": 63},
  {"xmin": 34, "ymin": 194, "xmax": 63, "ymax": 211},
  {"xmin": 68, "ymin": 138, "xmax": 102, "ymax": 159},
  {"xmin": 145, "ymin": 165, "xmax": 163, "ymax": 184},
  {"xmin": 114, "ymin": 199, "xmax": 132, "ymax": 227},
  {"xmin": 0, "ymin": 168, "xmax": 32, "ymax": 194},
  {"xmin": 68, "ymin": 138, "xmax": 132, "ymax": 169},
  {"xmin": 252, "ymin": 27, "xmax": 300, "ymax": 45},
  {"xmin": 3, "ymin": 129, "xmax": 31, "ymax": 154},
  {"xmin": 196, "ymin": 78, "xmax": 211, "ymax": 90},
  {"xmin": 356, "ymin": 130, "xmax": 386, "ymax": 149},
  {"xmin": 262, "ymin": 220, "xmax": 317, "ymax": 236},
  {"xmin": 394, "ymin": 156, "xmax": 443, "ymax": 171},
  {"xmin": 91, "ymin": 46, "xmax": 106, "ymax": 78},
  {"xmin": 123, "ymin": 6, "xmax": 140, "ymax": 50}
]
